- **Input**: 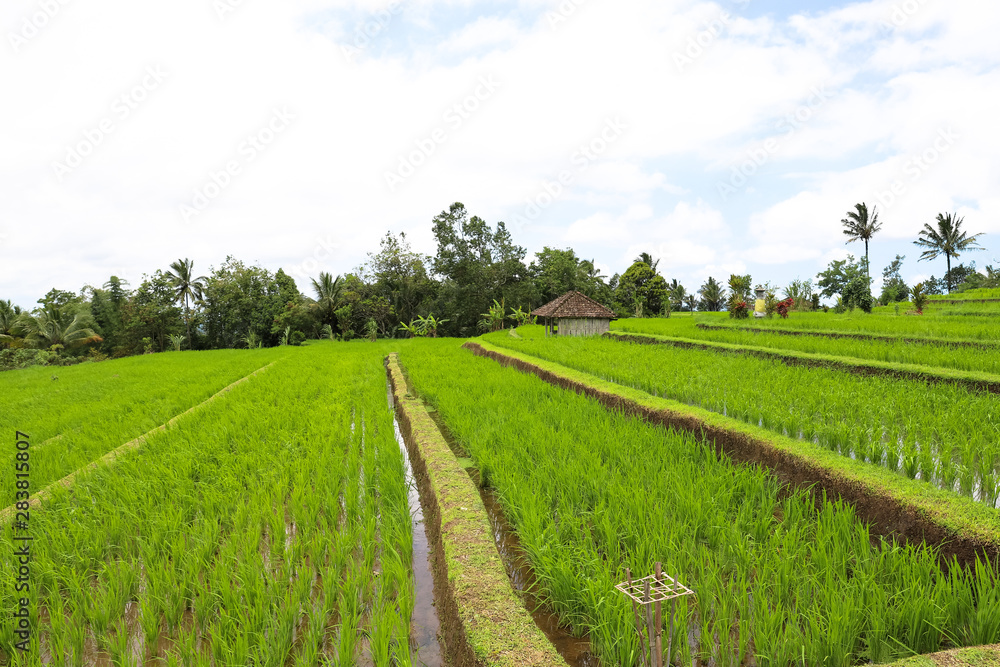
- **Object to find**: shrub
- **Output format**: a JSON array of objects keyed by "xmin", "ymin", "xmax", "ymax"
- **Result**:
[
  {"xmin": 0, "ymin": 348, "xmax": 81, "ymax": 371},
  {"xmin": 290, "ymin": 331, "xmax": 306, "ymax": 346},
  {"xmin": 775, "ymin": 297, "xmax": 795, "ymax": 319},
  {"xmin": 911, "ymin": 282, "xmax": 928, "ymax": 314},
  {"xmin": 842, "ymin": 276, "xmax": 873, "ymax": 313},
  {"xmin": 729, "ymin": 300, "xmax": 749, "ymax": 319}
]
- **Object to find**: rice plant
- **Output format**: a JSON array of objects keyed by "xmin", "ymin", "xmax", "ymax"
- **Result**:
[
  {"xmin": 401, "ymin": 344, "xmax": 1000, "ymax": 667},
  {"xmin": 0, "ymin": 344, "xmax": 418, "ymax": 664},
  {"xmin": 487, "ymin": 327, "xmax": 1000, "ymax": 506}
]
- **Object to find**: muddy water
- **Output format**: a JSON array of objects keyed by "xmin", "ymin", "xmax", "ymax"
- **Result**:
[
  {"xmin": 387, "ymin": 383, "xmax": 444, "ymax": 667},
  {"xmin": 424, "ymin": 409, "xmax": 601, "ymax": 667}
]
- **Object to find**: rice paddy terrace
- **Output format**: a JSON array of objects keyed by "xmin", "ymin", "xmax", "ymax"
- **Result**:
[{"xmin": 2, "ymin": 301, "xmax": 999, "ymax": 666}]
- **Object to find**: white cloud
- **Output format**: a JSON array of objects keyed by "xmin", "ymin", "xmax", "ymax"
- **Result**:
[{"xmin": 1, "ymin": 0, "xmax": 998, "ymax": 306}]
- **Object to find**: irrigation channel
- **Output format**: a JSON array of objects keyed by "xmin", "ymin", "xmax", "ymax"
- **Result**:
[
  {"xmin": 387, "ymin": 379, "xmax": 444, "ymax": 667},
  {"xmin": 387, "ymin": 371, "xmax": 600, "ymax": 667}
]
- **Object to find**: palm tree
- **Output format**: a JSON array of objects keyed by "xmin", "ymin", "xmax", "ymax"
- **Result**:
[
  {"xmin": 914, "ymin": 213, "xmax": 985, "ymax": 293},
  {"xmin": 668, "ymin": 279, "xmax": 687, "ymax": 311},
  {"xmin": 0, "ymin": 300, "xmax": 22, "ymax": 346},
  {"xmin": 841, "ymin": 203, "xmax": 882, "ymax": 280},
  {"xmin": 18, "ymin": 308, "xmax": 102, "ymax": 350},
  {"xmin": 698, "ymin": 277, "xmax": 726, "ymax": 311},
  {"xmin": 633, "ymin": 252, "xmax": 660, "ymax": 274},
  {"xmin": 577, "ymin": 258, "xmax": 606, "ymax": 283},
  {"xmin": 311, "ymin": 272, "xmax": 344, "ymax": 326},
  {"xmin": 165, "ymin": 259, "xmax": 207, "ymax": 347}
]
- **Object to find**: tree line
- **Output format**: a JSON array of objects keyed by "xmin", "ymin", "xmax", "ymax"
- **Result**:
[{"xmin": 0, "ymin": 201, "xmax": 991, "ymax": 368}]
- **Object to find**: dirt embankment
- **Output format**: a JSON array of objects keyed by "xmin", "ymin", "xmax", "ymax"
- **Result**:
[
  {"xmin": 695, "ymin": 323, "xmax": 999, "ymax": 350},
  {"xmin": 385, "ymin": 354, "xmax": 567, "ymax": 667},
  {"xmin": 606, "ymin": 333, "xmax": 1000, "ymax": 395},
  {"xmin": 463, "ymin": 343, "xmax": 1000, "ymax": 570}
]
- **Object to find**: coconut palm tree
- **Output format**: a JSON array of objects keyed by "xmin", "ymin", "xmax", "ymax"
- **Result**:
[
  {"xmin": 577, "ymin": 258, "xmax": 606, "ymax": 283},
  {"xmin": 165, "ymin": 259, "xmax": 207, "ymax": 347},
  {"xmin": 841, "ymin": 203, "xmax": 882, "ymax": 280},
  {"xmin": 668, "ymin": 279, "xmax": 687, "ymax": 311},
  {"xmin": 311, "ymin": 272, "xmax": 344, "ymax": 326},
  {"xmin": 698, "ymin": 277, "xmax": 726, "ymax": 311},
  {"xmin": 0, "ymin": 300, "xmax": 22, "ymax": 346},
  {"xmin": 914, "ymin": 213, "xmax": 985, "ymax": 293},
  {"xmin": 633, "ymin": 252, "xmax": 660, "ymax": 274},
  {"xmin": 18, "ymin": 308, "xmax": 102, "ymax": 350}
]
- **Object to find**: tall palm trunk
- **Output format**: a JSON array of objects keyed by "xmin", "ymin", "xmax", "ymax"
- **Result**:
[
  {"xmin": 946, "ymin": 255, "xmax": 952, "ymax": 294},
  {"xmin": 184, "ymin": 293, "xmax": 192, "ymax": 346},
  {"xmin": 865, "ymin": 239, "xmax": 870, "ymax": 281}
]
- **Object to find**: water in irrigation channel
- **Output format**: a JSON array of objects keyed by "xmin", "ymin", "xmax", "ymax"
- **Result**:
[
  {"xmin": 422, "ymin": 408, "xmax": 601, "ymax": 667},
  {"xmin": 387, "ymin": 384, "xmax": 445, "ymax": 667}
]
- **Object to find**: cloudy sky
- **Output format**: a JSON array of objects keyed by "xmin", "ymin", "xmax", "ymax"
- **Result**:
[{"xmin": 2, "ymin": 0, "xmax": 997, "ymax": 307}]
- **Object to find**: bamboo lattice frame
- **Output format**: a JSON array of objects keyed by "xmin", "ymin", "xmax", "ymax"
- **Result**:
[{"xmin": 615, "ymin": 572, "xmax": 694, "ymax": 605}]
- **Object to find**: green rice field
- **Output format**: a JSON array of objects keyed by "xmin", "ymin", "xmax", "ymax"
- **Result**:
[{"xmin": 2, "ymin": 312, "xmax": 999, "ymax": 666}]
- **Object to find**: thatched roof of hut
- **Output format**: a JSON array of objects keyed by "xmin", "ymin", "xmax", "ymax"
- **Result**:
[{"xmin": 532, "ymin": 291, "xmax": 616, "ymax": 319}]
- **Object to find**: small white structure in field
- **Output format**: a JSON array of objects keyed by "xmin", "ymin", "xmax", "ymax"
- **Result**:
[
  {"xmin": 532, "ymin": 291, "xmax": 616, "ymax": 337},
  {"xmin": 754, "ymin": 285, "xmax": 767, "ymax": 318}
]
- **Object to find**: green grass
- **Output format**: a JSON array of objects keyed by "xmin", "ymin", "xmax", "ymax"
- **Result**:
[
  {"xmin": 491, "ymin": 326, "xmax": 1000, "ymax": 507},
  {"xmin": 0, "ymin": 347, "xmax": 288, "ymax": 506},
  {"xmin": 399, "ymin": 342, "xmax": 1000, "ymax": 667},
  {"xmin": 676, "ymin": 310, "xmax": 1000, "ymax": 341},
  {"xmin": 928, "ymin": 289, "xmax": 1000, "ymax": 300},
  {"xmin": 613, "ymin": 317, "xmax": 1000, "ymax": 375},
  {"xmin": 0, "ymin": 343, "xmax": 416, "ymax": 665}
]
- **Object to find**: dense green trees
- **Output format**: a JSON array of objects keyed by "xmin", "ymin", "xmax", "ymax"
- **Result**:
[
  {"xmin": 2, "ymin": 202, "xmax": 992, "ymax": 366},
  {"xmin": 430, "ymin": 203, "xmax": 532, "ymax": 337},
  {"xmin": 616, "ymin": 262, "xmax": 668, "ymax": 317},
  {"xmin": 816, "ymin": 255, "xmax": 868, "ymax": 304},
  {"xmin": 201, "ymin": 258, "xmax": 295, "ymax": 349},
  {"xmin": 879, "ymin": 255, "xmax": 909, "ymax": 305}
]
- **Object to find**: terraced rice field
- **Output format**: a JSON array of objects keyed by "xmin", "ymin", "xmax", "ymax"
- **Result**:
[
  {"xmin": 667, "ymin": 310, "xmax": 1000, "ymax": 341},
  {"xmin": 1, "ymin": 344, "xmax": 419, "ymax": 665},
  {"xmin": 488, "ymin": 326, "xmax": 1000, "ymax": 507},
  {"xmin": 398, "ymin": 343, "xmax": 1000, "ymax": 666},
  {"xmin": 2, "ymin": 314, "xmax": 999, "ymax": 667},
  {"xmin": 613, "ymin": 317, "xmax": 1000, "ymax": 375}
]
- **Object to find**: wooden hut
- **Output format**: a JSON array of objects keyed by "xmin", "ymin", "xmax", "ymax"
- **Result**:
[{"xmin": 532, "ymin": 291, "xmax": 616, "ymax": 337}]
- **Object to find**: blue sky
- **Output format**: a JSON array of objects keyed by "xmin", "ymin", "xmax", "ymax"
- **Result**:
[{"xmin": 2, "ymin": 0, "xmax": 998, "ymax": 307}]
